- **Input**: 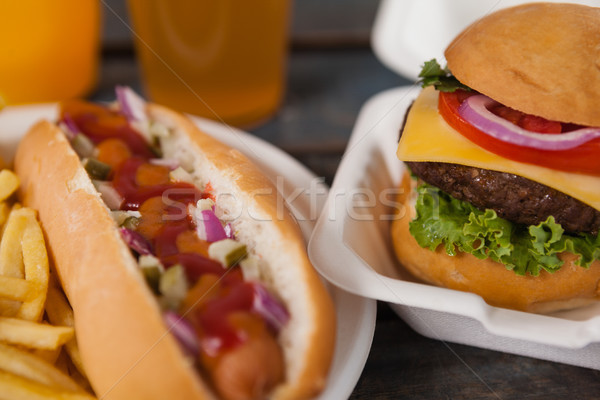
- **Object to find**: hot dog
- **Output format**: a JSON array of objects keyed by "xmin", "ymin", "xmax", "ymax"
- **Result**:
[{"xmin": 14, "ymin": 87, "xmax": 335, "ymax": 400}]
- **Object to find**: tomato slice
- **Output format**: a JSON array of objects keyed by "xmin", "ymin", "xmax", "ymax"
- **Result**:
[
  {"xmin": 438, "ymin": 91, "xmax": 600, "ymax": 176},
  {"xmin": 488, "ymin": 104, "xmax": 562, "ymax": 134}
]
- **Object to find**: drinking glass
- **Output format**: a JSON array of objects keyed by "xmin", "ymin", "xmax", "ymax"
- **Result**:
[
  {"xmin": 127, "ymin": 1, "xmax": 290, "ymax": 128},
  {"xmin": 0, "ymin": 0, "xmax": 101, "ymax": 106}
]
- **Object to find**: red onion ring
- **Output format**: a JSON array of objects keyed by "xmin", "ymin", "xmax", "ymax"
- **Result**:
[
  {"xmin": 60, "ymin": 112, "xmax": 79, "ymax": 140},
  {"xmin": 116, "ymin": 86, "xmax": 147, "ymax": 123},
  {"xmin": 163, "ymin": 311, "xmax": 199, "ymax": 357},
  {"xmin": 251, "ymin": 283, "xmax": 289, "ymax": 333},
  {"xmin": 458, "ymin": 94, "xmax": 600, "ymax": 150},
  {"xmin": 191, "ymin": 207, "xmax": 227, "ymax": 243},
  {"xmin": 119, "ymin": 227, "xmax": 153, "ymax": 256}
]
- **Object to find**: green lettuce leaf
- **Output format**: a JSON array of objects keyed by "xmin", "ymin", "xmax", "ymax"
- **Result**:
[
  {"xmin": 408, "ymin": 183, "xmax": 600, "ymax": 276},
  {"xmin": 417, "ymin": 59, "xmax": 471, "ymax": 93}
]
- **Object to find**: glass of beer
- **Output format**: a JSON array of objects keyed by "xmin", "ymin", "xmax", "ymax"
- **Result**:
[
  {"xmin": 0, "ymin": 0, "xmax": 101, "ymax": 106},
  {"xmin": 127, "ymin": 1, "xmax": 290, "ymax": 128}
]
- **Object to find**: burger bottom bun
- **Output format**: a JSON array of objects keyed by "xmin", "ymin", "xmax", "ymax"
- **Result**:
[{"xmin": 391, "ymin": 172, "xmax": 600, "ymax": 313}]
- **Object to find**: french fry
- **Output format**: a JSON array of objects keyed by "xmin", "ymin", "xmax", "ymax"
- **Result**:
[
  {"xmin": 0, "ymin": 169, "xmax": 19, "ymax": 202},
  {"xmin": 45, "ymin": 277, "xmax": 74, "ymax": 328},
  {"xmin": 45, "ymin": 282, "xmax": 87, "ymax": 379},
  {"xmin": 0, "ymin": 207, "xmax": 31, "ymax": 316},
  {"xmin": 17, "ymin": 212, "xmax": 49, "ymax": 321},
  {"xmin": 53, "ymin": 349, "xmax": 71, "ymax": 377},
  {"xmin": 0, "ymin": 202, "xmax": 22, "ymax": 245},
  {"xmin": 0, "ymin": 169, "xmax": 96, "ymax": 397},
  {"xmin": 0, "ymin": 369, "xmax": 95, "ymax": 400},
  {"xmin": 0, "ymin": 202, "xmax": 9, "ymax": 230},
  {"xmin": 0, "ymin": 317, "xmax": 73, "ymax": 350},
  {"xmin": 31, "ymin": 347, "xmax": 63, "ymax": 366},
  {"xmin": 0, "ymin": 275, "xmax": 34, "ymax": 301},
  {"xmin": 45, "ymin": 282, "xmax": 75, "ymax": 328},
  {"xmin": 0, "ymin": 342, "xmax": 81, "ymax": 393},
  {"xmin": 0, "ymin": 169, "xmax": 95, "ymax": 397},
  {"xmin": 0, "ymin": 207, "xmax": 30, "ymax": 277},
  {"xmin": 62, "ymin": 356, "xmax": 94, "ymax": 395}
]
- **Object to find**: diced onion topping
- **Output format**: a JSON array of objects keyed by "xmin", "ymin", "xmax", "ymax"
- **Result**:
[
  {"xmin": 61, "ymin": 112, "xmax": 80, "ymax": 140},
  {"xmin": 192, "ymin": 208, "xmax": 227, "ymax": 243},
  {"xmin": 116, "ymin": 86, "xmax": 148, "ymax": 123},
  {"xmin": 149, "ymin": 158, "xmax": 180, "ymax": 170},
  {"xmin": 94, "ymin": 181, "xmax": 124, "ymax": 210},
  {"xmin": 163, "ymin": 311, "xmax": 199, "ymax": 357},
  {"xmin": 252, "ymin": 283, "xmax": 289, "ymax": 333},
  {"xmin": 224, "ymin": 223, "xmax": 235, "ymax": 239},
  {"xmin": 170, "ymin": 167, "xmax": 195, "ymax": 184},
  {"xmin": 119, "ymin": 227, "xmax": 153, "ymax": 256},
  {"xmin": 458, "ymin": 94, "xmax": 600, "ymax": 150}
]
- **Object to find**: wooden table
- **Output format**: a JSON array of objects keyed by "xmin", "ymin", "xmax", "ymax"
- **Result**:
[{"xmin": 95, "ymin": 1, "xmax": 600, "ymax": 398}]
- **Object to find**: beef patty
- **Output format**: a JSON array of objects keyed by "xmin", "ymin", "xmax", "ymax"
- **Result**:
[{"xmin": 406, "ymin": 161, "xmax": 600, "ymax": 235}]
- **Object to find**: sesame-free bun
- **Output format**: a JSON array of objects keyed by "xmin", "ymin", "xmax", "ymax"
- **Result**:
[
  {"xmin": 391, "ymin": 172, "xmax": 600, "ymax": 313},
  {"xmin": 15, "ymin": 104, "xmax": 335, "ymax": 399},
  {"xmin": 445, "ymin": 2, "xmax": 600, "ymax": 127}
]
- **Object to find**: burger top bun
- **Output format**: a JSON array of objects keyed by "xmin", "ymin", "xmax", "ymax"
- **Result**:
[{"xmin": 445, "ymin": 2, "xmax": 600, "ymax": 127}]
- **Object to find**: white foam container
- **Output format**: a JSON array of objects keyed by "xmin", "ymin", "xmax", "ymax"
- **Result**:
[
  {"xmin": 308, "ymin": 0, "xmax": 600, "ymax": 369},
  {"xmin": 308, "ymin": 83, "xmax": 600, "ymax": 370},
  {"xmin": 372, "ymin": 0, "xmax": 600, "ymax": 80}
]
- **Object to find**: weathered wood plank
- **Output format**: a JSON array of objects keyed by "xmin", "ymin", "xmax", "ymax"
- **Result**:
[{"xmin": 351, "ymin": 303, "xmax": 600, "ymax": 400}]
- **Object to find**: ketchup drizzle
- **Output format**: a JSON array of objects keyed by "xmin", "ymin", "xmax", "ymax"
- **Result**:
[{"xmin": 61, "ymin": 100, "xmax": 258, "ymax": 356}]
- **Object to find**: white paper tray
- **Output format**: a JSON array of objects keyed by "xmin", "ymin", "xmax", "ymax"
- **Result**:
[
  {"xmin": 0, "ymin": 103, "xmax": 376, "ymax": 399},
  {"xmin": 308, "ymin": 86, "xmax": 600, "ymax": 370},
  {"xmin": 371, "ymin": 0, "xmax": 600, "ymax": 80}
]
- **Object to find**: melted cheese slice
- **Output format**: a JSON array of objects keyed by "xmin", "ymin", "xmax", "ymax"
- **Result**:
[{"xmin": 397, "ymin": 86, "xmax": 600, "ymax": 211}]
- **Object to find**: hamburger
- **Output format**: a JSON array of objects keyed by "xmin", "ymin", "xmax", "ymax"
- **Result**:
[{"xmin": 392, "ymin": 2, "xmax": 600, "ymax": 313}]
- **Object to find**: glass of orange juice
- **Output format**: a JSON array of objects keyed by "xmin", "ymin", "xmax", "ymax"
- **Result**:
[
  {"xmin": 127, "ymin": 1, "xmax": 290, "ymax": 128},
  {"xmin": 0, "ymin": 0, "xmax": 101, "ymax": 106}
]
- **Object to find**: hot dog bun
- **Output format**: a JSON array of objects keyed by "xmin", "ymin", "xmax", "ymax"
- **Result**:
[{"xmin": 15, "ymin": 104, "xmax": 335, "ymax": 399}]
